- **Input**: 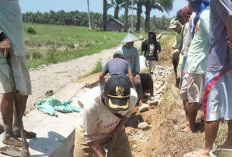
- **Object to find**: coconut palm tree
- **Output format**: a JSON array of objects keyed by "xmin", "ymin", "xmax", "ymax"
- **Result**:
[
  {"xmin": 123, "ymin": 0, "xmax": 129, "ymax": 32},
  {"xmin": 107, "ymin": 0, "xmax": 125, "ymax": 19},
  {"xmin": 87, "ymin": 0, "xmax": 91, "ymax": 30},
  {"xmin": 144, "ymin": 0, "xmax": 173, "ymax": 31},
  {"xmin": 103, "ymin": 0, "xmax": 107, "ymax": 31},
  {"xmin": 134, "ymin": 0, "xmax": 144, "ymax": 32}
]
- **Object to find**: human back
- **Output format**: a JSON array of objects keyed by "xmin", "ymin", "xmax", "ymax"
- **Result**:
[{"xmin": 103, "ymin": 57, "xmax": 131, "ymax": 78}]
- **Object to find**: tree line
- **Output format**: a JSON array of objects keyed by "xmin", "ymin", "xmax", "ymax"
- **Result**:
[
  {"xmin": 103, "ymin": 0, "xmax": 173, "ymax": 31},
  {"xmin": 22, "ymin": 10, "xmax": 172, "ymax": 31}
]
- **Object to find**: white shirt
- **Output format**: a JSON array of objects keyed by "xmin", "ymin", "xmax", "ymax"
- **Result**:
[{"xmin": 76, "ymin": 86, "xmax": 138, "ymax": 143}]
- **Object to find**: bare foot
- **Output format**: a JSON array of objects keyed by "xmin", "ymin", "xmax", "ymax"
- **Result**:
[
  {"xmin": 184, "ymin": 149, "xmax": 210, "ymax": 157},
  {"xmin": 182, "ymin": 127, "xmax": 194, "ymax": 133},
  {"xmin": 14, "ymin": 130, "xmax": 36, "ymax": 139},
  {"xmin": 3, "ymin": 136, "xmax": 23, "ymax": 147}
]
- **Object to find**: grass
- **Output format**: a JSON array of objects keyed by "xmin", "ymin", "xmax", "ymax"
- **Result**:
[
  {"xmin": 24, "ymin": 23, "xmax": 173, "ymax": 70},
  {"xmin": 24, "ymin": 23, "xmax": 129, "ymax": 68},
  {"xmin": 83, "ymin": 60, "xmax": 103, "ymax": 77}
]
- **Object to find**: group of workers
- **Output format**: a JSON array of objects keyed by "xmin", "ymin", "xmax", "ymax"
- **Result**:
[
  {"xmin": 74, "ymin": 30, "xmax": 160, "ymax": 156},
  {"xmin": 169, "ymin": 0, "xmax": 232, "ymax": 156},
  {"xmin": 0, "ymin": 0, "xmax": 232, "ymax": 157}
]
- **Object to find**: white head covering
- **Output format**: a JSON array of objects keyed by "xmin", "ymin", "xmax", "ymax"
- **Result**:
[
  {"xmin": 169, "ymin": 18, "xmax": 181, "ymax": 29},
  {"xmin": 121, "ymin": 33, "xmax": 138, "ymax": 43}
]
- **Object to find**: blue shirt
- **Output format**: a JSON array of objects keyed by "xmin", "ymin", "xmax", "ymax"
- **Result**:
[
  {"xmin": 102, "ymin": 58, "xmax": 132, "ymax": 77},
  {"xmin": 207, "ymin": 0, "xmax": 232, "ymax": 72},
  {"xmin": 116, "ymin": 45, "xmax": 140, "ymax": 76}
]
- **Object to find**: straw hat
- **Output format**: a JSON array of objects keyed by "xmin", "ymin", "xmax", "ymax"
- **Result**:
[
  {"xmin": 121, "ymin": 33, "xmax": 138, "ymax": 43},
  {"xmin": 169, "ymin": 18, "xmax": 181, "ymax": 29}
]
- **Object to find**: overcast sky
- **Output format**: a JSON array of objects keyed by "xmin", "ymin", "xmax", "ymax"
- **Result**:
[{"xmin": 20, "ymin": 0, "xmax": 188, "ymax": 17}]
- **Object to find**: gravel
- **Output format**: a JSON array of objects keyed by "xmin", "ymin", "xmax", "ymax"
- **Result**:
[{"xmin": 0, "ymin": 46, "xmax": 118, "ymax": 111}]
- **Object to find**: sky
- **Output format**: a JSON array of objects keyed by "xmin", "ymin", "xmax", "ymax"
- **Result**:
[{"xmin": 20, "ymin": 0, "xmax": 188, "ymax": 18}]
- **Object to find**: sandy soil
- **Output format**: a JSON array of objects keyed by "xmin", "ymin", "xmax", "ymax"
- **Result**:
[{"xmin": 0, "ymin": 45, "xmax": 120, "ymax": 111}]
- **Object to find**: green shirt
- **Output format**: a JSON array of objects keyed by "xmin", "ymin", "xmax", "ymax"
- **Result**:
[
  {"xmin": 184, "ymin": 10, "xmax": 210, "ymax": 74},
  {"xmin": 0, "ymin": 0, "xmax": 25, "ymax": 56},
  {"xmin": 116, "ymin": 45, "xmax": 140, "ymax": 76}
]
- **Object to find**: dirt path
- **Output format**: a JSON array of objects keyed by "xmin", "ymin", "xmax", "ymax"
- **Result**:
[{"xmin": 0, "ymin": 45, "xmax": 120, "ymax": 111}]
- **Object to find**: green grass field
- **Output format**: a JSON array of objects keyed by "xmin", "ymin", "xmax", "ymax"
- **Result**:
[
  {"xmin": 24, "ymin": 23, "xmax": 129, "ymax": 68},
  {"xmin": 23, "ymin": 23, "xmax": 174, "ymax": 69}
]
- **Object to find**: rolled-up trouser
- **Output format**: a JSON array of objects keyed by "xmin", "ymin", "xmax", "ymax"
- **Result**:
[
  {"xmin": 73, "ymin": 129, "xmax": 132, "ymax": 157},
  {"xmin": 146, "ymin": 60, "xmax": 157, "ymax": 74}
]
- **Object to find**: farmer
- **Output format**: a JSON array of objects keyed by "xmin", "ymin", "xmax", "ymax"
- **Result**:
[
  {"xmin": 185, "ymin": 0, "xmax": 232, "ymax": 156},
  {"xmin": 169, "ymin": 18, "xmax": 184, "ymax": 87},
  {"xmin": 0, "ymin": 0, "xmax": 36, "ymax": 147},
  {"xmin": 74, "ymin": 75, "xmax": 137, "ymax": 157},
  {"xmin": 180, "ymin": 0, "xmax": 210, "ymax": 133},
  {"xmin": 99, "ymin": 53, "xmax": 135, "ymax": 89},
  {"xmin": 116, "ymin": 33, "xmax": 144, "ymax": 106},
  {"xmin": 177, "ymin": 6, "xmax": 193, "ymax": 87},
  {"xmin": 141, "ymin": 30, "xmax": 159, "ymax": 75}
]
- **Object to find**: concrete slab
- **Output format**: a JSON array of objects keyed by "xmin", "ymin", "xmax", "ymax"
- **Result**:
[
  {"xmin": 53, "ymin": 82, "xmax": 84, "ymax": 102},
  {"xmin": 0, "ymin": 81, "xmax": 91, "ymax": 157},
  {"xmin": 0, "ymin": 108, "xmax": 81, "ymax": 157}
]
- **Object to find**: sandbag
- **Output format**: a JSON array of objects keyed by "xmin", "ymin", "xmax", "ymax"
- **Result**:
[{"xmin": 139, "ymin": 55, "xmax": 148, "ymax": 74}]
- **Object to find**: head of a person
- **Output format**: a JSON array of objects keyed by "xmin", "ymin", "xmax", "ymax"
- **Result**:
[
  {"xmin": 125, "ymin": 41, "xmax": 134, "ymax": 48},
  {"xmin": 113, "ymin": 53, "xmax": 124, "ymax": 59},
  {"xmin": 139, "ymin": 35, "xmax": 144, "ymax": 41},
  {"xmin": 181, "ymin": 6, "xmax": 192, "ymax": 23},
  {"xmin": 188, "ymin": 0, "xmax": 210, "ymax": 13},
  {"xmin": 103, "ymin": 76, "xmax": 131, "ymax": 116},
  {"xmin": 169, "ymin": 18, "xmax": 182, "ymax": 34},
  {"xmin": 176, "ymin": 9, "xmax": 185, "ymax": 25},
  {"xmin": 121, "ymin": 33, "xmax": 138, "ymax": 49},
  {"xmin": 148, "ymin": 30, "xmax": 157, "ymax": 41}
]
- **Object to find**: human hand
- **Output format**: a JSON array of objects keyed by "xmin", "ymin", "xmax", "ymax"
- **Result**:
[
  {"xmin": 135, "ymin": 74, "xmax": 140, "ymax": 79},
  {"xmin": 0, "ymin": 38, "xmax": 12, "ymax": 57},
  {"xmin": 227, "ymin": 39, "xmax": 232, "ymax": 51}
]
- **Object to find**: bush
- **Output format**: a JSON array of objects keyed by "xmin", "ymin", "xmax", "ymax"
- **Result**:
[
  {"xmin": 26, "ymin": 50, "xmax": 42, "ymax": 60},
  {"xmin": 45, "ymin": 49, "xmax": 58, "ymax": 63},
  {"xmin": 27, "ymin": 27, "xmax": 36, "ymax": 35}
]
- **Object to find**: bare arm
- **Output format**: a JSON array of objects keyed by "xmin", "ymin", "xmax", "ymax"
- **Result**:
[
  {"xmin": 108, "ymin": 116, "xmax": 128, "ymax": 140},
  {"xmin": 87, "ymin": 141, "xmax": 105, "ymax": 157},
  {"xmin": 128, "ymin": 70, "xmax": 135, "ymax": 89},
  {"xmin": 99, "ymin": 72, "xmax": 106, "ymax": 85},
  {"xmin": 225, "ymin": 16, "xmax": 232, "ymax": 50}
]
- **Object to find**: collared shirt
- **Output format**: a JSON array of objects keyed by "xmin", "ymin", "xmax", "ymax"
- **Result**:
[
  {"xmin": 76, "ymin": 86, "xmax": 137, "ymax": 143},
  {"xmin": 102, "ymin": 58, "xmax": 132, "ymax": 77},
  {"xmin": 0, "ymin": 0, "xmax": 25, "ymax": 56}
]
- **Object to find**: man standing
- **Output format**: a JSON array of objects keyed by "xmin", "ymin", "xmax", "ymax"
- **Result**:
[
  {"xmin": 116, "ymin": 33, "xmax": 143, "ymax": 106},
  {"xmin": 0, "ymin": 0, "xmax": 36, "ymax": 147},
  {"xmin": 74, "ymin": 76, "xmax": 137, "ymax": 157},
  {"xmin": 185, "ymin": 0, "xmax": 232, "ymax": 156},
  {"xmin": 141, "ymin": 30, "xmax": 159, "ymax": 75},
  {"xmin": 180, "ymin": 0, "xmax": 210, "ymax": 133},
  {"xmin": 169, "ymin": 18, "xmax": 183, "ymax": 87}
]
